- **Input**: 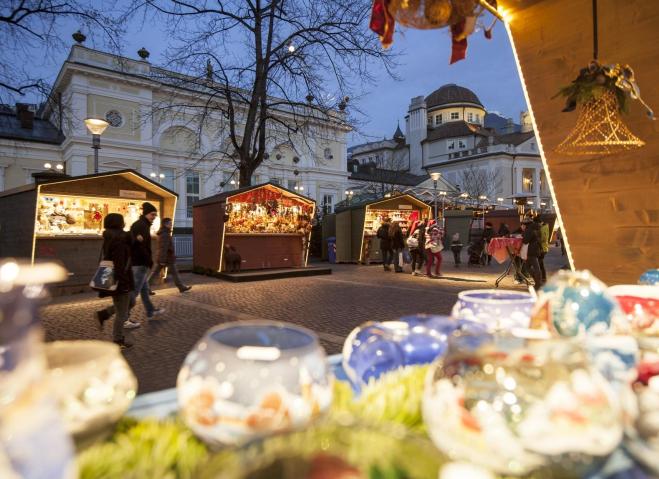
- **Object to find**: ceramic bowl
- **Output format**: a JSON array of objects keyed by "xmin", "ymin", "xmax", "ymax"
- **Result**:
[
  {"xmin": 177, "ymin": 321, "xmax": 332, "ymax": 447},
  {"xmin": 422, "ymin": 330, "xmax": 622, "ymax": 476},
  {"xmin": 44, "ymin": 340, "xmax": 137, "ymax": 444},
  {"xmin": 342, "ymin": 315, "xmax": 481, "ymax": 393},
  {"xmin": 451, "ymin": 289, "xmax": 536, "ymax": 330}
]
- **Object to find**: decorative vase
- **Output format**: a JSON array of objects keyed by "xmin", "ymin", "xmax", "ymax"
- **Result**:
[
  {"xmin": 177, "ymin": 321, "xmax": 332, "ymax": 446},
  {"xmin": 342, "ymin": 315, "xmax": 479, "ymax": 392},
  {"xmin": 44, "ymin": 340, "xmax": 137, "ymax": 446},
  {"xmin": 0, "ymin": 260, "xmax": 76, "ymax": 479},
  {"xmin": 451, "ymin": 289, "xmax": 536, "ymax": 330},
  {"xmin": 423, "ymin": 330, "xmax": 622, "ymax": 476},
  {"xmin": 530, "ymin": 270, "xmax": 621, "ymax": 336}
]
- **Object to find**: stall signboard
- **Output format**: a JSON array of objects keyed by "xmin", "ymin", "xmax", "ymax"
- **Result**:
[{"xmin": 119, "ymin": 190, "xmax": 147, "ymax": 199}]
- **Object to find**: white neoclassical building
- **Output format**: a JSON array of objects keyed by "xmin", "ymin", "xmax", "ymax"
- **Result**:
[
  {"xmin": 348, "ymin": 84, "xmax": 550, "ymax": 208},
  {"xmin": 0, "ymin": 45, "xmax": 351, "ymax": 228}
]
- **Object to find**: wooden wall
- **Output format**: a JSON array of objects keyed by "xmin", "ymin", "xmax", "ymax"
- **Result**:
[
  {"xmin": 193, "ymin": 201, "xmax": 224, "ymax": 271},
  {"xmin": 0, "ymin": 189, "xmax": 37, "ymax": 259},
  {"xmin": 503, "ymin": 0, "xmax": 659, "ymax": 284}
]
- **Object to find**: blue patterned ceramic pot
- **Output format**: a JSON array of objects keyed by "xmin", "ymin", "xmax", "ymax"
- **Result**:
[{"xmin": 452, "ymin": 289, "xmax": 536, "ymax": 330}]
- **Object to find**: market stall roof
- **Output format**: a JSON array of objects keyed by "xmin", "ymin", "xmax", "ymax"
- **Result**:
[
  {"xmin": 193, "ymin": 182, "xmax": 315, "ymax": 208},
  {"xmin": 335, "ymin": 193, "xmax": 429, "ymax": 213},
  {"xmin": 0, "ymin": 169, "xmax": 178, "ymax": 199},
  {"xmin": 499, "ymin": 0, "xmax": 659, "ymax": 283}
]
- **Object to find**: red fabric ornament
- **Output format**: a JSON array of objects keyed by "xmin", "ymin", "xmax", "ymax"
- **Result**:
[
  {"xmin": 450, "ymin": 20, "xmax": 468, "ymax": 64},
  {"xmin": 370, "ymin": 0, "xmax": 395, "ymax": 49}
]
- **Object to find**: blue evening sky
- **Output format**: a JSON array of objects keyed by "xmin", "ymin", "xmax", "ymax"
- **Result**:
[{"xmin": 22, "ymin": 13, "xmax": 527, "ymax": 147}]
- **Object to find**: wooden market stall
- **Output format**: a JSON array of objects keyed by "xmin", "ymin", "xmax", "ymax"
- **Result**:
[
  {"xmin": 192, "ymin": 183, "xmax": 315, "ymax": 272},
  {"xmin": 0, "ymin": 169, "xmax": 177, "ymax": 292},
  {"xmin": 334, "ymin": 194, "xmax": 431, "ymax": 263},
  {"xmin": 500, "ymin": 0, "xmax": 659, "ymax": 284}
]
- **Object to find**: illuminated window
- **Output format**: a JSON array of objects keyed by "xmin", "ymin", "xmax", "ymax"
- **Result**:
[{"xmin": 522, "ymin": 168, "xmax": 535, "ymax": 193}]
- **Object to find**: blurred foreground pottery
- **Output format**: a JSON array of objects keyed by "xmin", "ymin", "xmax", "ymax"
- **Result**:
[
  {"xmin": 44, "ymin": 340, "xmax": 137, "ymax": 445},
  {"xmin": 452, "ymin": 289, "xmax": 535, "ymax": 330},
  {"xmin": 531, "ymin": 270, "xmax": 621, "ymax": 336},
  {"xmin": 423, "ymin": 330, "xmax": 622, "ymax": 476},
  {"xmin": 178, "ymin": 321, "xmax": 332, "ymax": 446}
]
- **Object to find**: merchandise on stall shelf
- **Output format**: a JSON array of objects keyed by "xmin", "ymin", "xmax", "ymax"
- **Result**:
[
  {"xmin": 639, "ymin": 269, "xmax": 659, "ymax": 286},
  {"xmin": 609, "ymin": 285, "xmax": 659, "ymax": 344},
  {"xmin": 224, "ymin": 188, "xmax": 313, "ymax": 235},
  {"xmin": 363, "ymin": 208, "xmax": 419, "ymax": 236},
  {"xmin": 195, "ymin": 419, "xmax": 443, "ymax": 479},
  {"xmin": 626, "ymin": 358, "xmax": 659, "ymax": 475},
  {"xmin": 342, "ymin": 315, "xmax": 478, "ymax": 393},
  {"xmin": 44, "ymin": 340, "xmax": 137, "ymax": 446},
  {"xmin": 177, "ymin": 321, "xmax": 332, "ymax": 446},
  {"xmin": 422, "ymin": 330, "xmax": 623, "ymax": 476},
  {"xmin": 530, "ymin": 270, "xmax": 622, "ymax": 337},
  {"xmin": 0, "ymin": 261, "xmax": 76, "ymax": 479},
  {"xmin": 451, "ymin": 289, "xmax": 535, "ymax": 330},
  {"xmin": 35, "ymin": 194, "xmax": 160, "ymax": 236}
]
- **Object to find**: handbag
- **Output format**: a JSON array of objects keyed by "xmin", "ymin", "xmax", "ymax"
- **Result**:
[
  {"xmin": 520, "ymin": 243, "xmax": 529, "ymax": 260},
  {"xmin": 90, "ymin": 260, "xmax": 118, "ymax": 292}
]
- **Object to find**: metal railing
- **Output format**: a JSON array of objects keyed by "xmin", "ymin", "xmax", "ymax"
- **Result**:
[{"xmin": 173, "ymin": 235, "xmax": 193, "ymax": 258}]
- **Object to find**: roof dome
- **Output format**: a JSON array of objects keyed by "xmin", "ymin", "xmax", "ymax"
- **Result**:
[{"xmin": 425, "ymin": 84, "xmax": 483, "ymax": 109}]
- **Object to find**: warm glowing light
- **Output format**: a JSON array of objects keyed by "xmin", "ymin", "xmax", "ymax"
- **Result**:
[
  {"xmin": 230, "ymin": 180, "xmax": 236, "ymax": 185},
  {"xmin": 498, "ymin": 7, "xmax": 513, "ymax": 23},
  {"xmin": 150, "ymin": 172, "xmax": 157, "ymax": 178},
  {"xmin": 84, "ymin": 118, "xmax": 110, "ymax": 135},
  {"xmin": 497, "ymin": 197, "xmax": 504, "ymax": 202},
  {"xmin": 504, "ymin": 21, "xmax": 574, "ymax": 270},
  {"xmin": 236, "ymin": 346, "xmax": 281, "ymax": 361},
  {"xmin": 287, "ymin": 44, "xmax": 295, "ymax": 53},
  {"xmin": 479, "ymin": 195, "xmax": 487, "ymax": 201},
  {"xmin": 0, "ymin": 261, "xmax": 20, "ymax": 283},
  {"xmin": 56, "ymin": 164, "xmax": 64, "ymax": 171},
  {"xmin": 159, "ymin": 173, "xmax": 165, "ymax": 179},
  {"xmin": 430, "ymin": 172, "xmax": 441, "ymax": 181},
  {"xmin": 439, "ymin": 191, "xmax": 447, "ymax": 196},
  {"xmin": 44, "ymin": 162, "xmax": 52, "ymax": 169},
  {"xmin": 460, "ymin": 192, "xmax": 469, "ymax": 198}
]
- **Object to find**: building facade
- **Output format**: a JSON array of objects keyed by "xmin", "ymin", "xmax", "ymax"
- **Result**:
[
  {"xmin": 348, "ymin": 84, "xmax": 550, "ymax": 208},
  {"xmin": 0, "ymin": 45, "xmax": 351, "ymax": 228}
]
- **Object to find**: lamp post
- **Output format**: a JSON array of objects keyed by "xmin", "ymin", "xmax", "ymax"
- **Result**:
[
  {"xmin": 345, "ymin": 190, "xmax": 354, "ymax": 205},
  {"xmin": 439, "ymin": 191, "xmax": 447, "ymax": 228},
  {"xmin": 478, "ymin": 195, "xmax": 487, "ymax": 227},
  {"xmin": 430, "ymin": 172, "xmax": 441, "ymax": 224},
  {"xmin": 84, "ymin": 118, "xmax": 109, "ymax": 174}
]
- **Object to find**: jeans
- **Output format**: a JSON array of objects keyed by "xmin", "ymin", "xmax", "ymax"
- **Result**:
[
  {"xmin": 392, "ymin": 249, "xmax": 403, "ymax": 272},
  {"xmin": 452, "ymin": 248, "xmax": 462, "ymax": 265},
  {"xmin": 98, "ymin": 293, "xmax": 133, "ymax": 342},
  {"xmin": 426, "ymin": 250, "xmax": 442, "ymax": 276},
  {"xmin": 149, "ymin": 263, "xmax": 186, "ymax": 291},
  {"xmin": 381, "ymin": 248, "xmax": 393, "ymax": 268},
  {"xmin": 132, "ymin": 265, "xmax": 155, "ymax": 316}
]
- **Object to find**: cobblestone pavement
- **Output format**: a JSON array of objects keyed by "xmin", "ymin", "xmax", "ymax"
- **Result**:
[{"xmin": 40, "ymin": 246, "xmax": 567, "ymax": 394}]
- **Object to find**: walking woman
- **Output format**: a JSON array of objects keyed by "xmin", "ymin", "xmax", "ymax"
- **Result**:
[
  {"xmin": 95, "ymin": 213, "xmax": 134, "ymax": 349},
  {"xmin": 376, "ymin": 217, "xmax": 393, "ymax": 271},
  {"xmin": 425, "ymin": 225, "xmax": 443, "ymax": 278}
]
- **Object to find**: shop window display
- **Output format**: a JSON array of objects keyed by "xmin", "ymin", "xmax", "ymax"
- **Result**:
[
  {"xmin": 364, "ymin": 208, "xmax": 420, "ymax": 236},
  {"xmin": 36, "ymin": 194, "xmax": 160, "ymax": 236},
  {"xmin": 225, "ymin": 187, "xmax": 314, "ymax": 235}
]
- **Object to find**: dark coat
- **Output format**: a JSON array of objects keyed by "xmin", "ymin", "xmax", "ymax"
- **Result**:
[
  {"xmin": 130, "ymin": 216, "xmax": 154, "ymax": 267},
  {"xmin": 390, "ymin": 228, "xmax": 405, "ymax": 250},
  {"xmin": 417, "ymin": 222, "xmax": 427, "ymax": 249},
  {"xmin": 100, "ymin": 229, "xmax": 134, "ymax": 297},
  {"xmin": 523, "ymin": 222, "xmax": 542, "ymax": 258},
  {"xmin": 483, "ymin": 226, "xmax": 495, "ymax": 242},
  {"xmin": 377, "ymin": 224, "xmax": 392, "ymax": 250},
  {"xmin": 156, "ymin": 228, "xmax": 175, "ymax": 265}
]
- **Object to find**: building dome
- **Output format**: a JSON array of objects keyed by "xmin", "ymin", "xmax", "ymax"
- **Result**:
[{"xmin": 425, "ymin": 84, "xmax": 483, "ymax": 110}]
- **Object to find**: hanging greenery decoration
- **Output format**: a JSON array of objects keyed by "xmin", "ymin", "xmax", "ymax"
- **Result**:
[{"xmin": 555, "ymin": 0, "xmax": 654, "ymax": 156}]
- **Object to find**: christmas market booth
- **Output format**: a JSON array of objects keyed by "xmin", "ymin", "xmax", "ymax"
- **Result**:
[
  {"xmin": 192, "ymin": 183, "xmax": 317, "ymax": 274},
  {"xmin": 334, "ymin": 194, "xmax": 431, "ymax": 263},
  {"xmin": 0, "ymin": 169, "xmax": 177, "ymax": 292}
]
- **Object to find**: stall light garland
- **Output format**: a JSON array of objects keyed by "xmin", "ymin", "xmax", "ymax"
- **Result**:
[{"xmin": 555, "ymin": 0, "xmax": 654, "ymax": 156}]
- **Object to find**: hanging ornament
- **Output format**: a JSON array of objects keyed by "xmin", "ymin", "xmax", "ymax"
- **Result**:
[
  {"xmin": 369, "ymin": 0, "xmax": 501, "ymax": 63},
  {"xmin": 555, "ymin": 0, "xmax": 654, "ymax": 156}
]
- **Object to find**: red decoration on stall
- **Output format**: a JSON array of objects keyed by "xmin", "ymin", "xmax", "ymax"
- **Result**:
[
  {"xmin": 450, "ymin": 21, "xmax": 469, "ymax": 64},
  {"xmin": 370, "ymin": 0, "xmax": 395, "ymax": 49}
]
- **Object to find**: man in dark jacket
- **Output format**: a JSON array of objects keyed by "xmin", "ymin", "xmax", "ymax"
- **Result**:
[
  {"xmin": 482, "ymin": 222, "xmax": 495, "ymax": 265},
  {"xmin": 130, "ymin": 202, "xmax": 164, "ymax": 322},
  {"xmin": 95, "ymin": 213, "xmax": 135, "ymax": 348},
  {"xmin": 148, "ymin": 218, "xmax": 191, "ymax": 293},
  {"xmin": 376, "ymin": 217, "xmax": 393, "ymax": 271},
  {"xmin": 521, "ymin": 217, "xmax": 542, "ymax": 290}
]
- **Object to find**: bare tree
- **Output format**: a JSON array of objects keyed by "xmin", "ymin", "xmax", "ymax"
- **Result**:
[
  {"xmin": 135, "ymin": 0, "xmax": 397, "ymax": 186},
  {"xmin": 458, "ymin": 165, "xmax": 501, "ymax": 207},
  {"xmin": 0, "ymin": 1, "xmax": 122, "ymax": 103},
  {"xmin": 356, "ymin": 150, "xmax": 411, "ymax": 197}
]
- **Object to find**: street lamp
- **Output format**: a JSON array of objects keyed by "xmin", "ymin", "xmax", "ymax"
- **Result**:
[
  {"xmin": 439, "ymin": 191, "xmax": 447, "ymax": 227},
  {"xmin": 430, "ymin": 172, "xmax": 441, "ymax": 224},
  {"xmin": 84, "ymin": 118, "xmax": 109, "ymax": 174},
  {"xmin": 345, "ymin": 190, "xmax": 354, "ymax": 205},
  {"xmin": 478, "ymin": 195, "xmax": 488, "ymax": 226}
]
